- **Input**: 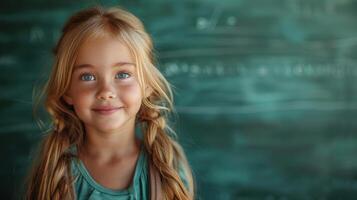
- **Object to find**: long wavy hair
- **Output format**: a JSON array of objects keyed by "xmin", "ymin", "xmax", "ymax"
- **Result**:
[{"xmin": 24, "ymin": 6, "xmax": 195, "ymax": 200}]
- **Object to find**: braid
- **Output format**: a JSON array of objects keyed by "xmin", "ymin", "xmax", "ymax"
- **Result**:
[
  {"xmin": 141, "ymin": 108, "xmax": 193, "ymax": 200},
  {"xmin": 25, "ymin": 129, "xmax": 77, "ymax": 200},
  {"xmin": 25, "ymin": 110, "xmax": 84, "ymax": 200}
]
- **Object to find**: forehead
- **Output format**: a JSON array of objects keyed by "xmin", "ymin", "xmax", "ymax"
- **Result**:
[{"xmin": 74, "ymin": 35, "xmax": 135, "ymax": 68}]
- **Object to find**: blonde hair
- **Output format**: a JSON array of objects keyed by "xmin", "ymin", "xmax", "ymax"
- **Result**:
[{"xmin": 24, "ymin": 6, "xmax": 195, "ymax": 200}]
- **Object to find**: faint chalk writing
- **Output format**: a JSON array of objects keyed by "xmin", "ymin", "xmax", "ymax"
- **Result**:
[
  {"xmin": 29, "ymin": 25, "xmax": 61, "ymax": 43},
  {"xmin": 0, "ymin": 55, "xmax": 17, "ymax": 66},
  {"xmin": 30, "ymin": 26, "xmax": 44, "ymax": 43},
  {"xmin": 287, "ymin": 0, "xmax": 352, "ymax": 16},
  {"xmin": 196, "ymin": 6, "xmax": 237, "ymax": 30},
  {"xmin": 160, "ymin": 61, "xmax": 355, "ymax": 78}
]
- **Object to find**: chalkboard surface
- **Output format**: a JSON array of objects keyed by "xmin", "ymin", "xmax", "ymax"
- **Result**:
[{"xmin": 1, "ymin": 0, "xmax": 357, "ymax": 199}]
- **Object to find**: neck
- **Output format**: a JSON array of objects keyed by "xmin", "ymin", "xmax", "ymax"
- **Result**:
[{"xmin": 80, "ymin": 122, "xmax": 141, "ymax": 163}]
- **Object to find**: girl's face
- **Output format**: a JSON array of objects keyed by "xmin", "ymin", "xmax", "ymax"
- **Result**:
[{"xmin": 63, "ymin": 35, "xmax": 147, "ymax": 134}]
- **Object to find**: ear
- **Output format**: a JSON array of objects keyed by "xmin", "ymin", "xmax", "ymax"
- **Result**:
[
  {"xmin": 63, "ymin": 93, "xmax": 74, "ymax": 105},
  {"xmin": 144, "ymin": 86, "xmax": 153, "ymax": 98}
]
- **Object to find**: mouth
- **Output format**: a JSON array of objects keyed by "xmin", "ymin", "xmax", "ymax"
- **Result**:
[{"xmin": 92, "ymin": 107, "xmax": 122, "ymax": 115}]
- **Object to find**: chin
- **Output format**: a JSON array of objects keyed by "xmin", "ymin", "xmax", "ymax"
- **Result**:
[{"xmin": 100, "ymin": 125, "xmax": 123, "ymax": 133}]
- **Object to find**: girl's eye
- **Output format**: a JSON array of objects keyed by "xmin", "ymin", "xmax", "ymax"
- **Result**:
[
  {"xmin": 115, "ymin": 72, "xmax": 131, "ymax": 79},
  {"xmin": 80, "ymin": 73, "xmax": 95, "ymax": 81}
]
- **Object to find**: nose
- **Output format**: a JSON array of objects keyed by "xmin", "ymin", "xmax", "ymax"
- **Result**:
[{"xmin": 96, "ymin": 80, "xmax": 117, "ymax": 101}]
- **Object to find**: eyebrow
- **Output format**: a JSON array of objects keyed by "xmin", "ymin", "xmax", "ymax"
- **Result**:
[{"xmin": 73, "ymin": 62, "xmax": 136, "ymax": 71}]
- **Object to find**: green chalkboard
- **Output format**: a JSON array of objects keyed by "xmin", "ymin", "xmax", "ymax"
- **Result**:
[{"xmin": 1, "ymin": 0, "xmax": 357, "ymax": 199}]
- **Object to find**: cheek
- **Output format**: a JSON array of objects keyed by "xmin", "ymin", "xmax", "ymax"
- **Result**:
[
  {"xmin": 120, "ymin": 83, "xmax": 143, "ymax": 105},
  {"xmin": 70, "ymin": 89, "xmax": 93, "ymax": 119},
  {"xmin": 70, "ymin": 86, "xmax": 94, "ymax": 106}
]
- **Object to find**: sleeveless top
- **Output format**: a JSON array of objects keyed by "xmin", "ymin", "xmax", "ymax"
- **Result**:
[{"xmin": 69, "ymin": 142, "xmax": 189, "ymax": 200}]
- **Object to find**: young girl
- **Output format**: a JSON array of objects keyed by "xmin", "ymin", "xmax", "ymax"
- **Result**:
[{"xmin": 25, "ymin": 5, "xmax": 195, "ymax": 200}]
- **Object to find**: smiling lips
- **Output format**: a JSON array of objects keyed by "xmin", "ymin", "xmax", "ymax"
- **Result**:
[{"xmin": 92, "ymin": 106, "xmax": 122, "ymax": 115}]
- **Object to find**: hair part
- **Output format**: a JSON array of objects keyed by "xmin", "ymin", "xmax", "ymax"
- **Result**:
[{"xmin": 24, "ymin": 5, "xmax": 195, "ymax": 200}]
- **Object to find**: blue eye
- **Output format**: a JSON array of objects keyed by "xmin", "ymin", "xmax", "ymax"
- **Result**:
[
  {"xmin": 115, "ymin": 72, "xmax": 131, "ymax": 79},
  {"xmin": 80, "ymin": 73, "xmax": 95, "ymax": 81}
]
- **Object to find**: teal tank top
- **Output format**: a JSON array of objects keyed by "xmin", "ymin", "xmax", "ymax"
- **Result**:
[{"xmin": 69, "ymin": 142, "xmax": 189, "ymax": 200}]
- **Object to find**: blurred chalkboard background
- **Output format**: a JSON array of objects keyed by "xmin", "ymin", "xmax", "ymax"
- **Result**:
[{"xmin": 1, "ymin": 0, "xmax": 357, "ymax": 199}]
